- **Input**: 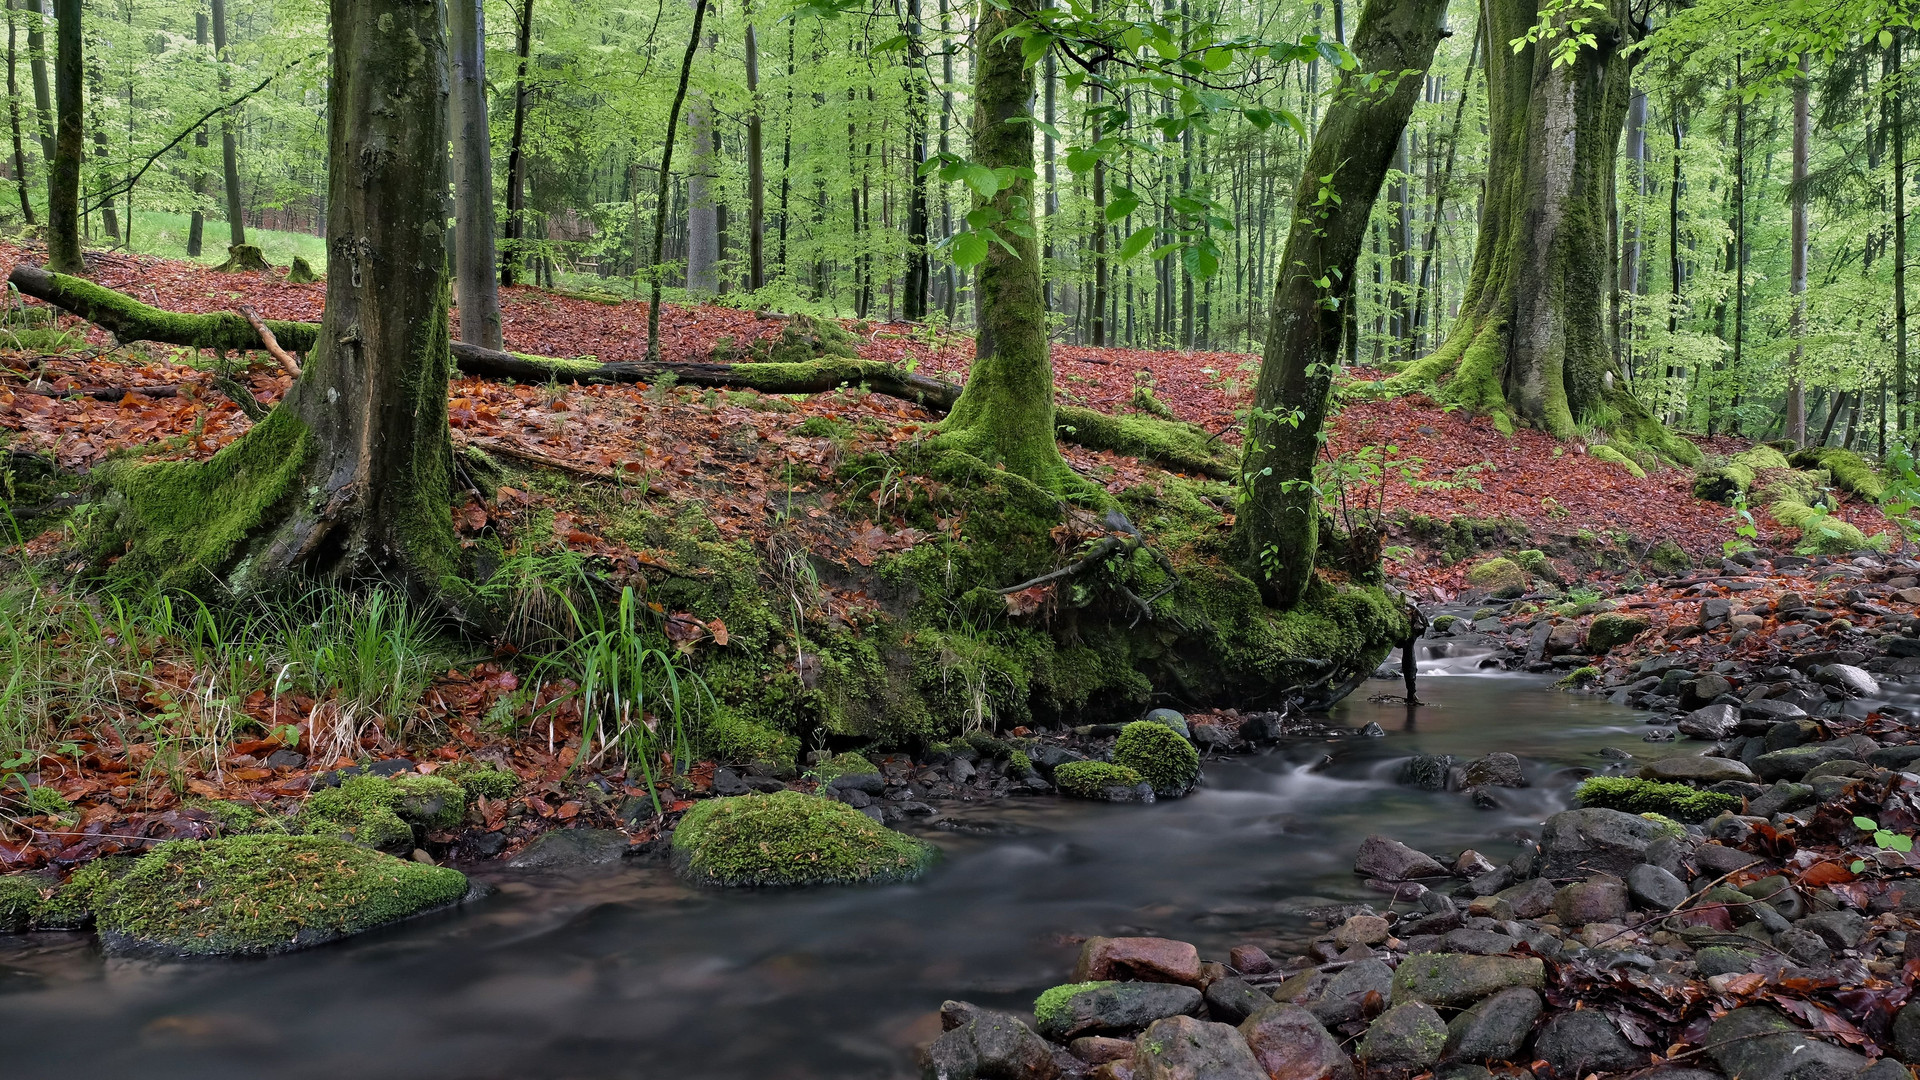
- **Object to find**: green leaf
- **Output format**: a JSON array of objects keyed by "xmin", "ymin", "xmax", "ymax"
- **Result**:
[
  {"xmin": 1118, "ymin": 226, "xmax": 1155, "ymax": 261},
  {"xmin": 1105, "ymin": 192, "xmax": 1140, "ymax": 222},
  {"xmin": 1201, "ymin": 46, "xmax": 1234, "ymax": 72},
  {"xmin": 1150, "ymin": 242, "xmax": 1181, "ymax": 261},
  {"xmin": 1882, "ymin": 29, "xmax": 1895, "ymax": 49},
  {"xmin": 1893, "ymin": 834, "xmax": 1915, "ymax": 853},
  {"xmin": 1852, "ymin": 858, "xmax": 1867, "ymax": 873},
  {"xmin": 1855, "ymin": 816, "xmax": 1880, "ymax": 831},
  {"xmin": 949, "ymin": 231, "xmax": 989, "ymax": 269},
  {"xmin": 962, "ymin": 164, "xmax": 1000, "ymax": 200},
  {"xmin": 1065, "ymin": 147, "xmax": 1102, "ymax": 174}
]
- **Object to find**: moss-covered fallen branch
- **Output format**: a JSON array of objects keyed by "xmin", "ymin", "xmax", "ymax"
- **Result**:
[{"xmin": 10, "ymin": 262, "xmax": 1233, "ymax": 479}]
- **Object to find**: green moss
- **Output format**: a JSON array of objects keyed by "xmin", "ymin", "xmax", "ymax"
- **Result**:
[
  {"xmin": 1008, "ymin": 749, "xmax": 1034, "ymax": 777},
  {"xmin": 1556, "ymin": 666, "xmax": 1600, "ymax": 687},
  {"xmin": 1431, "ymin": 614, "xmax": 1459, "ymax": 632},
  {"xmin": 1770, "ymin": 497, "xmax": 1890, "ymax": 555},
  {"xmin": 287, "ymin": 256, "xmax": 318, "ymax": 284},
  {"xmin": 1574, "ymin": 776, "xmax": 1741, "ymax": 822},
  {"xmin": 1589, "ymin": 444, "xmax": 1646, "ymax": 478},
  {"xmin": 297, "ymin": 773, "xmax": 465, "ymax": 851},
  {"xmin": 1639, "ymin": 812, "xmax": 1686, "ymax": 840},
  {"xmin": 34, "ymin": 858, "xmax": 130, "ymax": 928},
  {"xmin": 1112, "ymin": 720, "xmax": 1200, "ymax": 797},
  {"xmin": 1466, "ymin": 557, "xmax": 1526, "ymax": 598},
  {"xmin": 1586, "ymin": 612, "xmax": 1650, "ymax": 652},
  {"xmin": 1512, "ymin": 549, "xmax": 1559, "ymax": 584},
  {"xmin": 387, "ymin": 774, "xmax": 467, "ymax": 830},
  {"xmin": 669, "ymin": 791, "xmax": 936, "ymax": 887},
  {"xmin": 1052, "ymin": 406, "xmax": 1236, "ymax": 479},
  {"xmin": 1789, "ymin": 447, "xmax": 1884, "ymax": 501},
  {"xmin": 22, "ymin": 785, "xmax": 73, "ymax": 819},
  {"xmin": 806, "ymin": 752, "xmax": 879, "ymax": 784},
  {"xmin": 1054, "ymin": 760, "xmax": 1143, "ymax": 798},
  {"xmin": 794, "ymin": 415, "xmax": 854, "ymax": 439},
  {"xmin": 90, "ymin": 406, "xmax": 315, "ymax": 592},
  {"xmin": 1647, "ymin": 539, "xmax": 1692, "ymax": 574},
  {"xmin": 95, "ymin": 835, "xmax": 469, "ymax": 956},
  {"xmin": 1034, "ymin": 981, "xmax": 1118, "ymax": 1029},
  {"xmin": 1693, "ymin": 446, "xmax": 1792, "ymax": 503},
  {"xmin": 434, "ymin": 760, "xmax": 519, "ymax": 802},
  {"xmin": 697, "ymin": 709, "xmax": 800, "ymax": 773},
  {"xmin": 0, "ymin": 872, "xmax": 52, "ymax": 931},
  {"xmin": 203, "ymin": 800, "xmax": 282, "ymax": 835}
]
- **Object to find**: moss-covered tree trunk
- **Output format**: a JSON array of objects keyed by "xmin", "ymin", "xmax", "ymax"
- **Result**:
[
  {"xmin": 934, "ymin": 3, "xmax": 1075, "ymax": 491},
  {"xmin": 1384, "ymin": 0, "xmax": 1692, "ymax": 462},
  {"xmin": 1235, "ymin": 0, "xmax": 1448, "ymax": 608},
  {"xmin": 44, "ymin": 0, "xmax": 78, "ymax": 274},
  {"xmin": 96, "ymin": 0, "xmax": 458, "ymax": 593}
]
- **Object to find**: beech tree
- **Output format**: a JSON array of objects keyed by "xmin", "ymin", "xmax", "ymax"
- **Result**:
[
  {"xmin": 91, "ymin": 0, "xmax": 458, "ymax": 592},
  {"xmin": 44, "ymin": 0, "xmax": 76, "ymax": 274},
  {"xmin": 450, "ymin": 0, "xmax": 503, "ymax": 349}
]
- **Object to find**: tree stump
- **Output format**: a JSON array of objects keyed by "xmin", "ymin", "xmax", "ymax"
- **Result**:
[
  {"xmin": 215, "ymin": 244, "xmax": 271, "ymax": 272},
  {"xmin": 287, "ymin": 256, "xmax": 318, "ymax": 284}
]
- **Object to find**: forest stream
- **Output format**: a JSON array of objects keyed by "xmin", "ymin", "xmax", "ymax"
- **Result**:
[{"xmin": 0, "ymin": 661, "xmax": 1671, "ymax": 1080}]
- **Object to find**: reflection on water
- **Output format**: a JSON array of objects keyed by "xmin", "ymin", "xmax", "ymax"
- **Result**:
[{"xmin": 0, "ymin": 674, "xmax": 1649, "ymax": 1080}]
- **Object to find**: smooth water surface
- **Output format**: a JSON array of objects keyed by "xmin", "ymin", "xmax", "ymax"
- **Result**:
[{"xmin": 0, "ymin": 673, "xmax": 1652, "ymax": 1080}]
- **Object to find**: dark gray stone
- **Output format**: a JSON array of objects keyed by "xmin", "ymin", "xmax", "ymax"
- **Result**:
[
  {"xmin": 1441, "ymin": 987, "xmax": 1541, "ymax": 1065},
  {"xmin": 1306, "ymin": 959, "xmax": 1394, "ymax": 1027},
  {"xmin": 1538, "ymin": 808, "xmax": 1669, "ymax": 879},
  {"xmin": 1440, "ymin": 929, "xmax": 1519, "ymax": 955},
  {"xmin": 1401, "ymin": 754, "xmax": 1457, "ymax": 791},
  {"xmin": 1355, "ymin": 835, "xmax": 1450, "ymax": 881},
  {"xmin": 505, "ymin": 828, "xmax": 629, "ymax": 869},
  {"xmin": 829, "ymin": 771, "xmax": 887, "ymax": 795},
  {"xmin": 1034, "ymin": 982, "xmax": 1204, "ymax": 1040},
  {"xmin": 1869, "ymin": 744, "xmax": 1920, "ymax": 771},
  {"xmin": 1774, "ymin": 928, "xmax": 1834, "ymax": 967},
  {"xmin": 1695, "ymin": 946, "xmax": 1757, "ymax": 976},
  {"xmin": 1705, "ymin": 1007, "xmax": 1868, "ymax": 1080},
  {"xmin": 1816, "ymin": 664, "xmax": 1879, "ymax": 696},
  {"xmin": 1131, "ymin": 1016, "xmax": 1264, "ymax": 1080},
  {"xmin": 1893, "ymin": 1001, "xmax": 1920, "ymax": 1064},
  {"xmin": 1750, "ymin": 782, "xmax": 1817, "ymax": 818},
  {"xmin": 1202, "ymin": 977, "xmax": 1274, "ymax": 1025},
  {"xmin": 1679, "ymin": 704, "xmax": 1740, "ymax": 740},
  {"xmin": 1357, "ymin": 1003, "xmax": 1448, "ymax": 1069},
  {"xmin": 923, "ymin": 1003, "xmax": 1060, "ymax": 1080},
  {"xmin": 1627, "ymin": 864, "xmax": 1688, "ymax": 910},
  {"xmin": 1533, "ymin": 1010, "xmax": 1648, "ymax": 1077},
  {"xmin": 1464, "ymin": 753, "xmax": 1526, "ymax": 789},
  {"xmin": 1797, "ymin": 910, "xmax": 1870, "ymax": 950}
]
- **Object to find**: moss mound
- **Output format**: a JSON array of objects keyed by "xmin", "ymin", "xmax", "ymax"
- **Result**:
[
  {"xmin": 1574, "ymin": 777, "xmax": 1741, "ymax": 823},
  {"xmin": 670, "ymin": 791, "xmax": 936, "ymax": 887},
  {"xmin": 434, "ymin": 761, "xmax": 518, "ymax": 802},
  {"xmin": 1789, "ymin": 447, "xmax": 1884, "ymax": 501},
  {"xmin": 1556, "ymin": 666, "xmax": 1600, "ymax": 687},
  {"xmin": 95, "ymin": 834, "xmax": 469, "ymax": 956},
  {"xmin": 214, "ymin": 243, "xmax": 272, "ymax": 273},
  {"xmin": 1466, "ymin": 557, "xmax": 1526, "ymax": 598},
  {"xmin": 1769, "ymin": 498, "xmax": 1890, "ymax": 555},
  {"xmin": 1034, "ymin": 981, "xmax": 1118, "ymax": 1032},
  {"xmin": 1647, "ymin": 539, "xmax": 1691, "ymax": 573},
  {"xmin": 297, "ymin": 773, "xmax": 468, "ymax": 852},
  {"xmin": 1694, "ymin": 446, "xmax": 1792, "ymax": 503},
  {"xmin": 806, "ymin": 752, "xmax": 879, "ymax": 784},
  {"xmin": 1512, "ymin": 549, "xmax": 1560, "ymax": 585},
  {"xmin": 699, "ymin": 710, "xmax": 800, "ymax": 773},
  {"xmin": 286, "ymin": 256, "xmax": 319, "ymax": 284},
  {"xmin": 1112, "ymin": 720, "xmax": 1200, "ymax": 797},
  {"xmin": 1589, "ymin": 444, "xmax": 1646, "ymax": 478},
  {"xmin": 1054, "ymin": 760, "xmax": 1144, "ymax": 799},
  {"xmin": 1586, "ymin": 612, "xmax": 1650, "ymax": 652}
]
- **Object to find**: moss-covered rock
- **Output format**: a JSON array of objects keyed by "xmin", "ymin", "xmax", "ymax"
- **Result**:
[
  {"xmin": 1647, "ymin": 539, "xmax": 1691, "ymax": 574},
  {"xmin": 1512, "ymin": 549, "xmax": 1560, "ymax": 585},
  {"xmin": 806, "ymin": 752, "xmax": 879, "ymax": 785},
  {"xmin": 1589, "ymin": 444, "xmax": 1646, "ymax": 478},
  {"xmin": 1789, "ymin": 446, "xmax": 1884, "ymax": 501},
  {"xmin": 1466, "ymin": 557, "xmax": 1526, "ymax": 598},
  {"xmin": 1573, "ymin": 777, "xmax": 1741, "ymax": 823},
  {"xmin": 94, "ymin": 835, "xmax": 469, "ymax": 956},
  {"xmin": 1770, "ymin": 498, "xmax": 1890, "ymax": 555},
  {"xmin": 434, "ymin": 760, "xmax": 518, "ymax": 802},
  {"xmin": 0, "ymin": 872, "xmax": 54, "ymax": 931},
  {"xmin": 1112, "ymin": 720, "xmax": 1200, "ymax": 798},
  {"xmin": 297, "ymin": 773, "xmax": 468, "ymax": 852},
  {"xmin": 698, "ymin": 710, "xmax": 800, "ymax": 774},
  {"xmin": 670, "ymin": 790, "xmax": 936, "ymax": 886},
  {"xmin": 1693, "ymin": 446, "xmax": 1792, "ymax": 503},
  {"xmin": 1585, "ymin": 612, "xmax": 1650, "ymax": 653},
  {"xmin": 1556, "ymin": 666, "xmax": 1600, "ymax": 688},
  {"xmin": 1054, "ymin": 760, "xmax": 1145, "ymax": 800}
]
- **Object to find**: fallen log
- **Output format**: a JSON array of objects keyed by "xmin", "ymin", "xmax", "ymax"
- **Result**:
[{"xmin": 9, "ymin": 262, "xmax": 1236, "ymax": 479}]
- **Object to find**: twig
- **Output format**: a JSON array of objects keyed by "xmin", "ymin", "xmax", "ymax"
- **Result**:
[
  {"xmin": 997, "ymin": 535, "xmax": 1128, "ymax": 594},
  {"xmin": 454, "ymin": 433, "xmax": 619, "ymax": 482},
  {"xmin": 9, "ymin": 381, "xmax": 185, "ymax": 401},
  {"xmin": 238, "ymin": 306, "xmax": 302, "ymax": 376}
]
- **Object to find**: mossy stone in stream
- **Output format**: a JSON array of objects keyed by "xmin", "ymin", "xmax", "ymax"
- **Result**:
[
  {"xmin": 805, "ymin": 752, "xmax": 879, "ymax": 785},
  {"xmin": 670, "ymin": 791, "xmax": 936, "ymax": 887},
  {"xmin": 0, "ymin": 858, "xmax": 133, "ymax": 931},
  {"xmin": 1466, "ymin": 558, "xmax": 1526, "ymax": 598},
  {"xmin": 1574, "ymin": 777, "xmax": 1740, "ymax": 823},
  {"xmin": 1054, "ymin": 761, "xmax": 1144, "ymax": 800},
  {"xmin": 1113, "ymin": 721, "xmax": 1200, "ymax": 798},
  {"xmin": 297, "ymin": 773, "xmax": 467, "ymax": 852},
  {"xmin": 95, "ymin": 835, "xmax": 469, "ymax": 956}
]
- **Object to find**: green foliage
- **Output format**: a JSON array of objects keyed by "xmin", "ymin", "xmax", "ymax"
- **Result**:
[
  {"xmin": 1053, "ymin": 760, "xmax": 1143, "ymax": 798},
  {"xmin": 434, "ymin": 761, "xmax": 520, "ymax": 802},
  {"xmin": 669, "ymin": 791, "xmax": 936, "ymax": 886},
  {"xmin": 1112, "ymin": 720, "xmax": 1200, "ymax": 797},
  {"xmin": 1849, "ymin": 815, "xmax": 1916, "ymax": 872},
  {"xmin": 1574, "ymin": 776, "xmax": 1741, "ymax": 822},
  {"xmin": 95, "ymin": 835, "xmax": 469, "ymax": 956}
]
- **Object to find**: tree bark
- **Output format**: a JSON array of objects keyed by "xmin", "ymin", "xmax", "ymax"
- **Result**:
[
  {"xmin": 450, "ymin": 0, "xmax": 503, "ymax": 349},
  {"xmin": 501, "ymin": 0, "xmax": 534, "ymax": 288},
  {"xmin": 1236, "ymin": 0, "xmax": 1448, "ymax": 608},
  {"xmin": 744, "ymin": 14, "xmax": 765, "ymax": 292},
  {"xmin": 901, "ymin": 0, "xmax": 928, "ymax": 321},
  {"xmin": 7, "ymin": 0, "xmax": 33, "ymax": 224},
  {"xmin": 1896, "ymin": 32, "xmax": 1909, "ymax": 439},
  {"xmin": 44, "ymin": 0, "xmax": 75, "ymax": 273},
  {"xmin": 645, "ymin": 0, "xmax": 708, "ymax": 362},
  {"xmin": 188, "ymin": 9, "xmax": 208, "ymax": 257},
  {"xmin": 23, "ymin": 0, "xmax": 48, "ymax": 163},
  {"xmin": 85, "ymin": 41, "xmax": 114, "ymax": 242},
  {"xmin": 934, "ymin": 1, "xmax": 1072, "ymax": 489},
  {"xmin": 211, "ymin": 0, "xmax": 245, "ymax": 247},
  {"xmin": 683, "ymin": 5, "xmax": 717, "ymax": 297},
  {"xmin": 1787, "ymin": 51, "xmax": 1809, "ymax": 446}
]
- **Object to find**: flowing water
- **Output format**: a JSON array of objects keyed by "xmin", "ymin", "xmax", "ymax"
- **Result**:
[{"xmin": 0, "ymin": 664, "xmax": 1654, "ymax": 1080}]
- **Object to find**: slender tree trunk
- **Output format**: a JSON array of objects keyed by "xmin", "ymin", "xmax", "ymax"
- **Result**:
[
  {"xmin": 1619, "ymin": 86, "xmax": 1644, "ymax": 378},
  {"xmin": 683, "ymin": 5, "xmax": 717, "ymax": 296},
  {"xmin": 938, "ymin": 0, "xmax": 954, "ymax": 321},
  {"xmin": 450, "ymin": 0, "xmax": 503, "ymax": 349},
  {"xmin": 7, "ymin": 0, "xmax": 32, "ymax": 224},
  {"xmin": 744, "ymin": 14, "xmax": 765, "ymax": 292},
  {"xmin": 1411, "ymin": 21, "xmax": 1479, "ymax": 349},
  {"xmin": 1897, "ymin": 32, "xmax": 1910, "ymax": 439},
  {"xmin": 1238, "ymin": 0, "xmax": 1448, "ymax": 608},
  {"xmin": 1786, "ymin": 51, "xmax": 1809, "ymax": 446},
  {"xmin": 85, "ymin": 49, "xmax": 114, "ymax": 242},
  {"xmin": 211, "ymin": 0, "xmax": 244, "ymax": 247},
  {"xmin": 24, "ymin": 0, "xmax": 47, "ymax": 163},
  {"xmin": 44, "ymin": 0, "xmax": 74, "ymax": 272},
  {"xmin": 935, "ymin": 0, "xmax": 1067, "ymax": 488},
  {"xmin": 1090, "ymin": 66, "xmax": 1107, "ymax": 346},
  {"xmin": 187, "ymin": 9, "xmax": 208, "ymax": 256},
  {"xmin": 645, "ymin": 0, "xmax": 708, "ymax": 362},
  {"xmin": 501, "ymin": 0, "xmax": 534, "ymax": 287}
]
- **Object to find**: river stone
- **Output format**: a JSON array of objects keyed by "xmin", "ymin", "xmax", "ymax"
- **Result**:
[
  {"xmin": 1894, "ymin": 1002, "xmax": 1920, "ymax": 1064},
  {"xmin": 1639, "ymin": 754, "xmax": 1758, "ymax": 784},
  {"xmin": 1357, "ymin": 1003, "xmax": 1448, "ymax": 1068},
  {"xmin": 1750, "ymin": 782, "xmax": 1817, "ymax": 817},
  {"xmin": 1144, "ymin": 708, "xmax": 1191, "ymax": 739},
  {"xmin": 1695, "ymin": 946, "xmax": 1758, "ymax": 976},
  {"xmin": 1441, "ymin": 987, "xmax": 1541, "ymax": 1065},
  {"xmin": 1076, "ymin": 937, "xmax": 1203, "ymax": 986},
  {"xmin": 1692, "ymin": 843, "xmax": 1765, "ymax": 877},
  {"xmin": 1439, "ymin": 929, "xmax": 1518, "ymax": 956},
  {"xmin": 1626, "ymin": 864, "xmax": 1687, "ymax": 910},
  {"xmin": 1762, "ymin": 718, "xmax": 1824, "ymax": 752},
  {"xmin": 1678, "ymin": 704, "xmax": 1740, "ymax": 740},
  {"xmin": 1131, "ymin": 1015, "xmax": 1264, "ymax": 1080},
  {"xmin": 1755, "ymin": 737, "xmax": 1884, "ymax": 782},
  {"xmin": 1538, "ymin": 808, "xmax": 1669, "ymax": 879},
  {"xmin": 1069, "ymin": 1036, "xmax": 1137, "ymax": 1065},
  {"xmin": 1203, "ymin": 978, "xmax": 1275, "ymax": 1025},
  {"xmin": 507, "ymin": 828, "xmax": 630, "ymax": 870},
  {"xmin": 1705, "ymin": 1007, "xmax": 1869, "ymax": 1080},
  {"xmin": 1588, "ymin": 613, "xmax": 1652, "ymax": 652},
  {"xmin": 1354, "ymin": 835, "xmax": 1449, "ymax": 881},
  {"xmin": 1400, "ymin": 755, "xmax": 1456, "ymax": 791},
  {"xmin": 1492, "ymin": 878, "xmax": 1557, "ymax": 919},
  {"xmin": 1797, "ymin": 910, "xmax": 1870, "ymax": 950},
  {"xmin": 1036, "ymin": 982, "xmax": 1205, "ymax": 1040},
  {"xmin": 1238, "ymin": 1004, "xmax": 1355, "ymax": 1080},
  {"xmin": 1871, "ymin": 879, "xmax": 1920, "ymax": 914},
  {"xmin": 1333, "ymin": 914, "xmax": 1391, "ymax": 948},
  {"xmin": 1869, "ymin": 744, "xmax": 1920, "ymax": 770},
  {"xmin": 924, "ymin": 1003, "xmax": 1060, "ymax": 1080},
  {"xmin": 1463, "ymin": 754, "xmax": 1525, "ymax": 789},
  {"xmin": 1681, "ymin": 674, "xmax": 1734, "ymax": 708},
  {"xmin": 1307, "ymin": 959, "xmax": 1394, "ymax": 1027},
  {"xmin": 1816, "ymin": 664, "xmax": 1880, "ymax": 696},
  {"xmin": 1534, "ymin": 1011, "xmax": 1648, "ymax": 1076},
  {"xmin": 1228, "ymin": 945, "xmax": 1273, "ymax": 975},
  {"xmin": 1553, "ymin": 879, "xmax": 1629, "ymax": 926},
  {"xmin": 1272, "ymin": 968, "xmax": 1335, "ymax": 1007},
  {"xmin": 1389, "ymin": 953, "xmax": 1544, "ymax": 1008},
  {"xmin": 1857, "ymin": 1060, "xmax": 1914, "ymax": 1080}
]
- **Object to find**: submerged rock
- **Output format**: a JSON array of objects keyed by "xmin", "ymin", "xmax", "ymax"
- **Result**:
[
  {"xmin": 670, "ymin": 791, "xmax": 936, "ymax": 887},
  {"xmin": 95, "ymin": 835, "xmax": 469, "ymax": 956},
  {"xmin": 507, "ymin": 828, "xmax": 630, "ymax": 870}
]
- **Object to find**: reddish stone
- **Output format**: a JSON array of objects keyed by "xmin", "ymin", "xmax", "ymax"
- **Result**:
[
  {"xmin": 1239, "ymin": 1003, "xmax": 1356, "ymax": 1080},
  {"xmin": 1072, "ymin": 1037, "xmax": 1138, "ymax": 1065},
  {"xmin": 1075, "ymin": 936, "xmax": 1204, "ymax": 986},
  {"xmin": 1229, "ymin": 945, "xmax": 1274, "ymax": 975}
]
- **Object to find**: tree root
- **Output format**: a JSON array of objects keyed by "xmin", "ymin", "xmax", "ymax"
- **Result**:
[{"xmin": 8, "ymin": 262, "xmax": 1236, "ymax": 479}]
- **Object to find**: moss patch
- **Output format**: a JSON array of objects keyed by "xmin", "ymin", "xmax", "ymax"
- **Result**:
[
  {"xmin": 1556, "ymin": 666, "xmax": 1600, "ymax": 687},
  {"xmin": 1054, "ymin": 760, "xmax": 1144, "ymax": 799},
  {"xmin": 1769, "ymin": 498, "xmax": 1890, "ymax": 555},
  {"xmin": 1693, "ymin": 446, "xmax": 1792, "ymax": 504},
  {"xmin": 1589, "ymin": 444, "xmax": 1646, "ymax": 478},
  {"xmin": 1790, "ymin": 447, "xmax": 1884, "ymax": 501},
  {"xmin": 94, "ymin": 834, "xmax": 469, "ymax": 956},
  {"xmin": 1034, "ymin": 981, "xmax": 1119, "ymax": 1031},
  {"xmin": 1466, "ymin": 557, "xmax": 1526, "ymax": 598},
  {"xmin": 806, "ymin": 752, "xmax": 879, "ymax": 784},
  {"xmin": 434, "ymin": 761, "xmax": 518, "ymax": 802},
  {"xmin": 1112, "ymin": 721, "xmax": 1200, "ymax": 797},
  {"xmin": 1574, "ymin": 777, "xmax": 1742, "ymax": 823},
  {"xmin": 670, "ymin": 791, "xmax": 936, "ymax": 887},
  {"xmin": 1586, "ymin": 612, "xmax": 1650, "ymax": 652},
  {"xmin": 297, "ymin": 773, "xmax": 467, "ymax": 851}
]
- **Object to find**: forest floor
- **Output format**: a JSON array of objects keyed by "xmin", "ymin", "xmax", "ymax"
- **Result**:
[{"xmin": 0, "ymin": 241, "xmax": 1902, "ymax": 872}]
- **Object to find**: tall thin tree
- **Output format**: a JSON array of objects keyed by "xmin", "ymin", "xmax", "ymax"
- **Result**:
[
  {"xmin": 646, "ymin": 0, "xmax": 709, "ymax": 362},
  {"xmin": 450, "ymin": 0, "xmax": 503, "ymax": 349},
  {"xmin": 44, "ymin": 0, "xmax": 75, "ymax": 273}
]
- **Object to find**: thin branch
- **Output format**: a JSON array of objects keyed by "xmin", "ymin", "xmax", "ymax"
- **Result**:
[{"xmin": 238, "ymin": 305, "xmax": 302, "ymax": 376}]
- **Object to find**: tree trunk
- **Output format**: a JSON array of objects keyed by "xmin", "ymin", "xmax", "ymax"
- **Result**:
[
  {"xmin": 1236, "ymin": 0, "xmax": 1448, "ymax": 608},
  {"xmin": 1619, "ymin": 85, "xmax": 1644, "ymax": 379},
  {"xmin": 744, "ymin": 14, "xmax": 765, "ymax": 292},
  {"xmin": 24, "ymin": 0, "xmax": 48, "ymax": 163},
  {"xmin": 188, "ymin": 9, "xmax": 208, "ymax": 257},
  {"xmin": 97, "ymin": 0, "xmax": 456, "ymax": 592},
  {"xmin": 683, "ymin": 8, "xmax": 718, "ymax": 297},
  {"xmin": 1389, "ymin": 0, "xmax": 1684, "ymax": 459},
  {"xmin": 645, "ymin": 0, "xmax": 707, "ymax": 362},
  {"xmin": 450, "ymin": 0, "xmax": 503, "ymax": 349},
  {"xmin": 7, "ymin": 0, "xmax": 33, "ymax": 224},
  {"xmin": 1787, "ymin": 51, "xmax": 1809, "ymax": 446},
  {"xmin": 44, "ymin": 0, "xmax": 75, "ymax": 273},
  {"xmin": 935, "ymin": 0, "xmax": 1070, "ymax": 489},
  {"xmin": 85, "ymin": 47, "xmax": 115, "ymax": 242},
  {"xmin": 501, "ymin": 0, "xmax": 533, "ymax": 288},
  {"xmin": 211, "ymin": 0, "xmax": 245, "ymax": 247},
  {"xmin": 1896, "ymin": 32, "xmax": 1909, "ymax": 438}
]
